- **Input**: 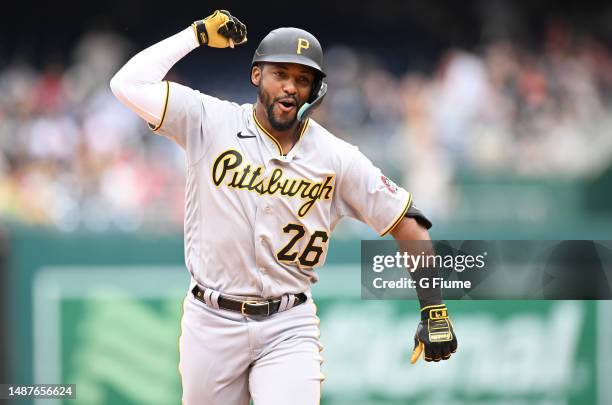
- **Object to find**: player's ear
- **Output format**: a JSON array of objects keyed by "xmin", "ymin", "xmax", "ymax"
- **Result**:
[{"xmin": 251, "ymin": 64, "xmax": 262, "ymax": 86}]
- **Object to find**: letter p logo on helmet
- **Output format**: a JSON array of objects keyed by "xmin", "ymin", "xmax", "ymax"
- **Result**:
[{"xmin": 297, "ymin": 38, "xmax": 310, "ymax": 54}]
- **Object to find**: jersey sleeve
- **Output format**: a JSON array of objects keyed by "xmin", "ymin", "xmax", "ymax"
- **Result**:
[
  {"xmin": 336, "ymin": 147, "xmax": 413, "ymax": 236},
  {"xmin": 109, "ymin": 26, "xmax": 234, "ymax": 164},
  {"xmin": 151, "ymin": 83, "xmax": 240, "ymax": 164}
]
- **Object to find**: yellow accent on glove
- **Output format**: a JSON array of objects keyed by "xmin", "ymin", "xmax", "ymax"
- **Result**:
[
  {"xmin": 411, "ymin": 303, "xmax": 458, "ymax": 364},
  {"xmin": 193, "ymin": 10, "xmax": 247, "ymax": 48},
  {"xmin": 410, "ymin": 341, "xmax": 424, "ymax": 364}
]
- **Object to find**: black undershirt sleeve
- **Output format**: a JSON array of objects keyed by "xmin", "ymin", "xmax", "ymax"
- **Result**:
[{"xmin": 404, "ymin": 203, "xmax": 432, "ymax": 230}]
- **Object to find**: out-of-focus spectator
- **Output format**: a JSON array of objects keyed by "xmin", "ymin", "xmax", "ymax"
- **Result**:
[
  {"xmin": 2, "ymin": 18, "xmax": 612, "ymax": 230},
  {"xmin": 0, "ymin": 31, "xmax": 186, "ymax": 230}
]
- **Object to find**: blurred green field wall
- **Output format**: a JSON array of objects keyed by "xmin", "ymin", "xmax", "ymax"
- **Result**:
[{"xmin": 2, "ymin": 225, "xmax": 612, "ymax": 405}]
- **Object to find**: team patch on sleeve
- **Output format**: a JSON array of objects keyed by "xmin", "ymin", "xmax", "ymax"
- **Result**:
[{"xmin": 379, "ymin": 175, "xmax": 399, "ymax": 194}]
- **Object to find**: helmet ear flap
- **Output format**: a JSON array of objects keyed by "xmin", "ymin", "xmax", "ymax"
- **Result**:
[{"xmin": 298, "ymin": 81, "xmax": 327, "ymax": 122}]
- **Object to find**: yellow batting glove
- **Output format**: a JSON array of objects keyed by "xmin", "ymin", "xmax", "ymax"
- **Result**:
[
  {"xmin": 192, "ymin": 10, "xmax": 247, "ymax": 48},
  {"xmin": 411, "ymin": 304, "xmax": 458, "ymax": 363}
]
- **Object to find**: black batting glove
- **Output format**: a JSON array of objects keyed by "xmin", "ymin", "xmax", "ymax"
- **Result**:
[{"xmin": 411, "ymin": 303, "xmax": 458, "ymax": 363}]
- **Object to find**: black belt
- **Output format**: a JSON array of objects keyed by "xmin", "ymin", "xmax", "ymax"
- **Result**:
[{"xmin": 191, "ymin": 285, "xmax": 307, "ymax": 317}]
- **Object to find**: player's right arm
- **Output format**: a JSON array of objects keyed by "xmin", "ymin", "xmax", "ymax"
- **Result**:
[{"xmin": 109, "ymin": 10, "xmax": 246, "ymax": 148}]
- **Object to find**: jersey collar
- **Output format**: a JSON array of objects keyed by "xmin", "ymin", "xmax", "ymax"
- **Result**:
[{"xmin": 251, "ymin": 106, "xmax": 309, "ymax": 159}]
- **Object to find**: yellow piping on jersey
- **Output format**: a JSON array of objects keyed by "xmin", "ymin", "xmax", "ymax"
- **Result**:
[
  {"xmin": 150, "ymin": 81, "xmax": 170, "ymax": 131},
  {"xmin": 314, "ymin": 300, "xmax": 326, "ymax": 403},
  {"xmin": 291, "ymin": 117, "xmax": 310, "ymax": 155},
  {"xmin": 252, "ymin": 107, "xmax": 310, "ymax": 156},
  {"xmin": 380, "ymin": 192, "xmax": 413, "ymax": 236}
]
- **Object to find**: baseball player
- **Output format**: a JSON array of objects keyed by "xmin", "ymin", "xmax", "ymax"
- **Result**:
[{"xmin": 110, "ymin": 10, "xmax": 457, "ymax": 405}]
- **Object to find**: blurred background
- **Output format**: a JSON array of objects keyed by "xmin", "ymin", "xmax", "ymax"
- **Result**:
[{"xmin": 1, "ymin": 0, "xmax": 611, "ymax": 404}]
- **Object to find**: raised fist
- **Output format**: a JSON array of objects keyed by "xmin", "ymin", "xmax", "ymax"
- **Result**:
[{"xmin": 192, "ymin": 10, "xmax": 247, "ymax": 48}]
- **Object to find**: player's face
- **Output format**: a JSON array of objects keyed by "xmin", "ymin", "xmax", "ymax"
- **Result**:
[{"xmin": 255, "ymin": 63, "xmax": 315, "ymax": 131}]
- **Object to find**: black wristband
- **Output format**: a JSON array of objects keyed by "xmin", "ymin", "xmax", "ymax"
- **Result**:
[
  {"xmin": 411, "ymin": 267, "xmax": 443, "ymax": 308},
  {"xmin": 418, "ymin": 294, "xmax": 443, "ymax": 310},
  {"xmin": 192, "ymin": 20, "xmax": 209, "ymax": 46}
]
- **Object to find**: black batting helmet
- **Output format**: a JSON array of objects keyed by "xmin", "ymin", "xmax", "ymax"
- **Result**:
[{"xmin": 251, "ymin": 27, "xmax": 327, "ymax": 121}]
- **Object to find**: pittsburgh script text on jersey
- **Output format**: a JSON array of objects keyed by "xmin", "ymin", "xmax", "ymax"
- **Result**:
[{"xmin": 212, "ymin": 149, "xmax": 335, "ymax": 217}]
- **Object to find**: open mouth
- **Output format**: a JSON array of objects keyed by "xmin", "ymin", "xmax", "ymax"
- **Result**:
[{"xmin": 276, "ymin": 98, "xmax": 297, "ymax": 112}]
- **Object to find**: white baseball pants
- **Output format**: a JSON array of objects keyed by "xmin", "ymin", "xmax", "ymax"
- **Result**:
[{"xmin": 178, "ymin": 287, "xmax": 324, "ymax": 405}]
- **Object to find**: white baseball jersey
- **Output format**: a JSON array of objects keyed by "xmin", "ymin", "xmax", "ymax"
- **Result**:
[
  {"xmin": 111, "ymin": 27, "xmax": 412, "ymax": 298},
  {"xmin": 154, "ymin": 84, "xmax": 412, "ymax": 297}
]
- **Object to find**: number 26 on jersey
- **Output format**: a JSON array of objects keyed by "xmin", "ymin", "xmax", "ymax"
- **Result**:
[{"xmin": 276, "ymin": 223, "xmax": 328, "ymax": 267}]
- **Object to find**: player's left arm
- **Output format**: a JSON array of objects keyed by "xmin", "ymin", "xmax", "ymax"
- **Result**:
[
  {"xmin": 332, "ymin": 145, "xmax": 457, "ymax": 362},
  {"xmin": 390, "ymin": 217, "xmax": 458, "ymax": 363}
]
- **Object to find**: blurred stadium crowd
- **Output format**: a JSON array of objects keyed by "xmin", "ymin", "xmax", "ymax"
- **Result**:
[{"xmin": 1, "ymin": 21, "xmax": 611, "ymax": 231}]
